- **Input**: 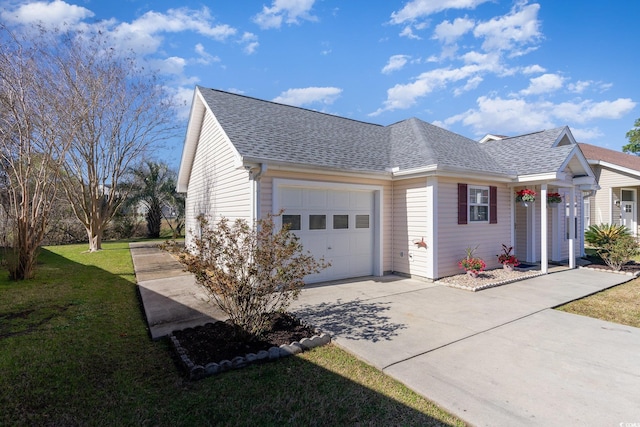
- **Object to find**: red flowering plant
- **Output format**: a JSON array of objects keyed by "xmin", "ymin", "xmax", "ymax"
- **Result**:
[
  {"xmin": 497, "ymin": 244, "xmax": 519, "ymax": 266},
  {"xmin": 458, "ymin": 245, "xmax": 487, "ymax": 274},
  {"xmin": 515, "ymin": 189, "xmax": 536, "ymax": 203},
  {"xmin": 547, "ymin": 192, "xmax": 562, "ymax": 203}
]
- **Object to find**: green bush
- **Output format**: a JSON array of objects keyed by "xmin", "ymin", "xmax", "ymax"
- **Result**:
[
  {"xmin": 598, "ymin": 235, "xmax": 639, "ymax": 271},
  {"xmin": 584, "ymin": 223, "xmax": 630, "ymax": 248}
]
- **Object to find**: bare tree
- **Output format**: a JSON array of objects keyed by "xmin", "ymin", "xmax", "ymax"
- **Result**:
[
  {"xmin": 50, "ymin": 30, "xmax": 181, "ymax": 251},
  {"xmin": 0, "ymin": 26, "xmax": 72, "ymax": 279}
]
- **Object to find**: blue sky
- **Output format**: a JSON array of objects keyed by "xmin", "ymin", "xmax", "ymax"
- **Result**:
[{"xmin": 2, "ymin": 0, "xmax": 639, "ymax": 169}]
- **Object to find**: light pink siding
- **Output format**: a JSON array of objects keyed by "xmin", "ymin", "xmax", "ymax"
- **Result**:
[
  {"xmin": 437, "ymin": 179, "xmax": 511, "ymax": 278},
  {"xmin": 391, "ymin": 178, "xmax": 429, "ymax": 278}
]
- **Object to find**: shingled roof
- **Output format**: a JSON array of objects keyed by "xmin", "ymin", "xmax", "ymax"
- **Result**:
[
  {"xmin": 189, "ymin": 86, "xmax": 580, "ymax": 179},
  {"xmin": 579, "ymin": 143, "xmax": 640, "ymax": 173},
  {"xmin": 480, "ymin": 127, "xmax": 577, "ymax": 176}
]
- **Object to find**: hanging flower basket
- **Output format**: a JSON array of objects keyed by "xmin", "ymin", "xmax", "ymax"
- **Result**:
[
  {"xmin": 547, "ymin": 192, "xmax": 562, "ymax": 207},
  {"xmin": 516, "ymin": 189, "xmax": 536, "ymax": 207}
]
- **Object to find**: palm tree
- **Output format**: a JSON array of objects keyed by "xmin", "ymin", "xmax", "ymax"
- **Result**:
[{"xmin": 127, "ymin": 161, "xmax": 179, "ymax": 239}]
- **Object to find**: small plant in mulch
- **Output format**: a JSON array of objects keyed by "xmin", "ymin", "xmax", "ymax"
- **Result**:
[{"xmin": 458, "ymin": 245, "xmax": 486, "ymax": 276}]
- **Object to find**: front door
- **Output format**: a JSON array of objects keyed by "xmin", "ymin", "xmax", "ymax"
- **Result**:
[
  {"xmin": 621, "ymin": 202, "xmax": 636, "ymax": 235},
  {"xmin": 620, "ymin": 189, "xmax": 637, "ymax": 236}
]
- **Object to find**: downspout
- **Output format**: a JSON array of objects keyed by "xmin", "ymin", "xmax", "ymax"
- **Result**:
[{"xmin": 249, "ymin": 164, "xmax": 267, "ymax": 223}]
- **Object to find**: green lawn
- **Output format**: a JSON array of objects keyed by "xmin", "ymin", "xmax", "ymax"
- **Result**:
[
  {"xmin": 557, "ymin": 276, "xmax": 640, "ymax": 328},
  {"xmin": 0, "ymin": 242, "xmax": 464, "ymax": 426}
]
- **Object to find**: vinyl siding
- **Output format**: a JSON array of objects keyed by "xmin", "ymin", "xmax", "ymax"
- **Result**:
[
  {"xmin": 590, "ymin": 166, "xmax": 640, "ymax": 235},
  {"xmin": 391, "ymin": 178, "xmax": 429, "ymax": 278},
  {"xmin": 184, "ymin": 110, "xmax": 251, "ymax": 246},
  {"xmin": 437, "ymin": 178, "xmax": 511, "ymax": 278}
]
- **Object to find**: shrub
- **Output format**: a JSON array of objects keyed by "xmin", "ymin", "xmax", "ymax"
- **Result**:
[
  {"xmin": 597, "ymin": 235, "xmax": 639, "ymax": 271},
  {"xmin": 584, "ymin": 224, "xmax": 630, "ymax": 248},
  {"xmin": 174, "ymin": 213, "xmax": 329, "ymax": 340}
]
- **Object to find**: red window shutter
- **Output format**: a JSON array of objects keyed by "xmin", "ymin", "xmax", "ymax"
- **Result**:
[
  {"xmin": 490, "ymin": 186, "xmax": 497, "ymax": 224},
  {"xmin": 458, "ymin": 183, "xmax": 467, "ymax": 224}
]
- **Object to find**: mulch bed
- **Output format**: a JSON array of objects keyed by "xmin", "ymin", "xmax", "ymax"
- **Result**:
[
  {"xmin": 171, "ymin": 312, "xmax": 317, "ymax": 367},
  {"xmin": 581, "ymin": 256, "xmax": 640, "ymax": 274}
]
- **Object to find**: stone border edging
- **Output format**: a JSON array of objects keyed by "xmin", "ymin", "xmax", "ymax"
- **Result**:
[
  {"xmin": 435, "ymin": 271, "xmax": 546, "ymax": 292},
  {"xmin": 578, "ymin": 265, "xmax": 640, "ymax": 277},
  {"xmin": 169, "ymin": 323, "xmax": 332, "ymax": 380}
]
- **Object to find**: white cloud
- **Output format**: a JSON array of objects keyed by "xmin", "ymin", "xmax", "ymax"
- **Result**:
[
  {"xmin": 253, "ymin": 0, "xmax": 317, "ymax": 29},
  {"xmin": 240, "ymin": 32, "xmax": 259, "ymax": 54},
  {"xmin": 272, "ymin": 87, "xmax": 342, "ymax": 107},
  {"xmin": 570, "ymin": 127, "xmax": 604, "ymax": 141},
  {"xmin": 454, "ymin": 76, "xmax": 483, "ymax": 96},
  {"xmin": 521, "ymin": 64, "xmax": 546, "ymax": 74},
  {"xmin": 382, "ymin": 55, "xmax": 411, "ymax": 74},
  {"xmin": 444, "ymin": 96, "xmax": 555, "ymax": 134},
  {"xmin": 112, "ymin": 8, "xmax": 236, "ymax": 55},
  {"xmin": 432, "ymin": 17, "xmax": 475, "ymax": 44},
  {"xmin": 194, "ymin": 43, "xmax": 220, "ymax": 65},
  {"xmin": 443, "ymin": 95, "xmax": 637, "ymax": 135},
  {"xmin": 399, "ymin": 26, "xmax": 422, "ymax": 39},
  {"xmin": 371, "ymin": 64, "xmax": 491, "ymax": 115},
  {"xmin": 554, "ymin": 98, "xmax": 637, "ymax": 123},
  {"xmin": 473, "ymin": 2, "xmax": 541, "ymax": 53},
  {"xmin": 390, "ymin": 0, "xmax": 490, "ymax": 24},
  {"xmin": 1, "ymin": 0, "xmax": 93, "ymax": 27},
  {"xmin": 520, "ymin": 73, "xmax": 565, "ymax": 96}
]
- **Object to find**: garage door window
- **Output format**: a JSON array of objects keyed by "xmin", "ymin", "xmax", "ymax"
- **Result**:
[
  {"xmin": 356, "ymin": 214, "xmax": 369, "ymax": 228},
  {"xmin": 282, "ymin": 214, "xmax": 301, "ymax": 230},
  {"xmin": 309, "ymin": 214, "xmax": 326, "ymax": 230},
  {"xmin": 333, "ymin": 215, "xmax": 349, "ymax": 229}
]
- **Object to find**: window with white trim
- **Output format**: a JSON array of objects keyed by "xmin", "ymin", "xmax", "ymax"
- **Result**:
[{"xmin": 469, "ymin": 186, "xmax": 489, "ymax": 222}]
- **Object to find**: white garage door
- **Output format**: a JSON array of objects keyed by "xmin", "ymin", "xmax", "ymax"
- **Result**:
[{"xmin": 279, "ymin": 186, "xmax": 375, "ymax": 283}]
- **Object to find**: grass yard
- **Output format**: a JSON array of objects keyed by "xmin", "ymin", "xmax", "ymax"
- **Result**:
[
  {"xmin": 0, "ymin": 242, "xmax": 464, "ymax": 426},
  {"xmin": 557, "ymin": 276, "xmax": 640, "ymax": 328}
]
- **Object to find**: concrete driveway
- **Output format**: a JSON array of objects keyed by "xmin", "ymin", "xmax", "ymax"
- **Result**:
[{"xmin": 290, "ymin": 270, "xmax": 640, "ymax": 426}]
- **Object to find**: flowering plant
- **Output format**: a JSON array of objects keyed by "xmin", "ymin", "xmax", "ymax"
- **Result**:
[
  {"xmin": 458, "ymin": 245, "xmax": 487, "ymax": 274},
  {"xmin": 497, "ymin": 244, "xmax": 519, "ymax": 266},
  {"xmin": 516, "ymin": 189, "xmax": 536, "ymax": 203},
  {"xmin": 547, "ymin": 192, "xmax": 562, "ymax": 203}
]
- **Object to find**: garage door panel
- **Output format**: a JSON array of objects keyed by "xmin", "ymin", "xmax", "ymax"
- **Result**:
[{"xmin": 279, "ymin": 186, "xmax": 375, "ymax": 283}]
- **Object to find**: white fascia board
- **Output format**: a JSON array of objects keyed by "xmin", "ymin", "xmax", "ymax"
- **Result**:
[
  {"xmin": 243, "ymin": 158, "xmax": 393, "ymax": 181},
  {"xmin": 392, "ymin": 164, "xmax": 515, "ymax": 182},
  {"xmin": 514, "ymin": 172, "xmax": 560, "ymax": 183},
  {"xmin": 598, "ymin": 160, "xmax": 640, "ymax": 179},
  {"xmin": 176, "ymin": 88, "xmax": 205, "ymax": 193}
]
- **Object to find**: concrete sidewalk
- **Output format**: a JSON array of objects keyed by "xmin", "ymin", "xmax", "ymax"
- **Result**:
[
  {"xmin": 131, "ymin": 241, "xmax": 226, "ymax": 339},
  {"xmin": 131, "ymin": 242, "xmax": 640, "ymax": 425}
]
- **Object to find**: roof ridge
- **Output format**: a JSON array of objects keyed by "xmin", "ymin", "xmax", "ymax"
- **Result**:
[{"xmin": 197, "ymin": 85, "xmax": 385, "ymax": 128}]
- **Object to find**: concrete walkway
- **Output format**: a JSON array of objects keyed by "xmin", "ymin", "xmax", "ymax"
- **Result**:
[
  {"xmin": 131, "ymin": 241, "xmax": 226, "ymax": 339},
  {"xmin": 131, "ymin": 242, "xmax": 640, "ymax": 425}
]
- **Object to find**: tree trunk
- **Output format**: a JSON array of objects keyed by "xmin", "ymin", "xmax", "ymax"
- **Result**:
[
  {"xmin": 86, "ymin": 223, "xmax": 103, "ymax": 252},
  {"xmin": 146, "ymin": 201, "xmax": 162, "ymax": 238},
  {"xmin": 9, "ymin": 220, "xmax": 38, "ymax": 280}
]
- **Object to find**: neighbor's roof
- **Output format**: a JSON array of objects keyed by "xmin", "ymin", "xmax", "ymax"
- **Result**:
[
  {"xmin": 579, "ymin": 143, "xmax": 640, "ymax": 173},
  {"xmin": 181, "ymin": 86, "xmax": 586, "ymax": 182}
]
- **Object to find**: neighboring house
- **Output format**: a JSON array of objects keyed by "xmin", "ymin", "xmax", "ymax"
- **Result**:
[
  {"xmin": 177, "ymin": 86, "xmax": 598, "ymax": 282},
  {"xmin": 579, "ymin": 143, "xmax": 640, "ymax": 236}
]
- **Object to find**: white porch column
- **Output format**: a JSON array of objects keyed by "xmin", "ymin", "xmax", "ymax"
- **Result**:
[
  {"xmin": 569, "ymin": 187, "xmax": 576, "ymax": 269},
  {"xmin": 541, "ymin": 184, "xmax": 548, "ymax": 274}
]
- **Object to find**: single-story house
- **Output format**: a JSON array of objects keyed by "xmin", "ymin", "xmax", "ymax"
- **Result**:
[
  {"xmin": 177, "ymin": 86, "xmax": 598, "ymax": 283},
  {"xmin": 579, "ymin": 143, "xmax": 640, "ymax": 236}
]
